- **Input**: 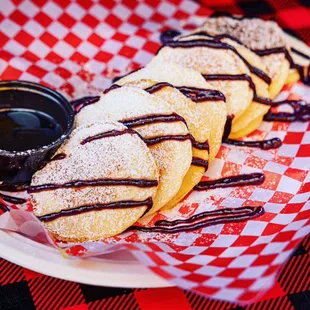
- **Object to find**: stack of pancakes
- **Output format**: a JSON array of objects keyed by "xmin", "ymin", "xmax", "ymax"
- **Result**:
[{"xmin": 29, "ymin": 15, "xmax": 308, "ymax": 242}]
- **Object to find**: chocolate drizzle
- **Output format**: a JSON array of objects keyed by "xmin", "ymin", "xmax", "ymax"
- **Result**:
[
  {"xmin": 80, "ymin": 129, "xmax": 136, "ymax": 145},
  {"xmin": 291, "ymin": 48, "xmax": 310, "ymax": 61},
  {"xmin": 71, "ymin": 96, "xmax": 100, "ymax": 113},
  {"xmin": 0, "ymin": 192, "xmax": 26, "ymax": 204},
  {"xmin": 0, "ymin": 183, "xmax": 29, "ymax": 192},
  {"xmin": 121, "ymin": 113, "xmax": 187, "ymax": 127},
  {"xmin": 176, "ymin": 86, "xmax": 226, "ymax": 102},
  {"xmin": 52, "ymin": 153, "xmax": 66, "ymax": 161},
  {"xmin": 191, "ymin": 157, "xmax": 209, "ymax": 169},
  {"xmin": 28, "ymin": 178, "xmax": 159, "ymax": 193},
  {"xmin": 163, "ymin": 39, "xmax": 271, "ymax": 84},
  {"xmin": 0, "ymin": 202, "xmax": 10, "ymax": 213},
  {"xmin": 254, "ymin": 47, "xmax": 310, "ymax": 86},
  {"xmin": 37, "ymin": 198, "xmax": 153, "ymax": 222},
  {"xmin": 222, "ymin": 114, "xmax": 235, "ymax": 141},
  {"xmin": 190, "ymin": 136, "xmax": 209, "ymax": 151},
  {"xmin": 203, "ymin": 73, "xmax": 256, "ymax": 92},
  {"xmin": 128, "ymin": 205, "xmax": 264, "ymax": 234},
  {"xmin": 203, "ymin": 73, "xmax": 268, "ymax": 104},
  {"xmin": 263, "ymin": 100, "xmax": 310, "ymax": 122},
  {"xmin": 145, "ymin": 82, "xmax": 226, "ymax": 102},
  {"xmin": 194, "ymin": 172, "xmax": 265, "ymax": 191},
  {"xmin": 104, "ymin": 84, "xmax": 121, "ymax": 94},
  {"xmin": 160, "ymin": 29, "xmax": 182, "ymax": 45},
  {"xmin": 143, "ymin": 134, "xmax": 191, "ymax": 146},
  {"xmin": 224, "ymin": 137, "xmax": 282, "ymax": 150}
]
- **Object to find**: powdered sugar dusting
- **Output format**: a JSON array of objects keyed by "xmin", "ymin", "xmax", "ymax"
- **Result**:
[
  {"xmin": 30, "ymin": 121, "xmax": 159, "ymax": 241},
  {"xmin": 76, "ymin": 86, "xmax": 192, "ymax": 214},
  {"xmin": 201, "ymin": 16, "xmax": 286, "ymax": 50}
]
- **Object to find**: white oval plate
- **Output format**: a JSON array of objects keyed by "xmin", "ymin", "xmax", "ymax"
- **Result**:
[{"xmin": 0, "ymin": 230, "xmax": 172, "ymax": 288}]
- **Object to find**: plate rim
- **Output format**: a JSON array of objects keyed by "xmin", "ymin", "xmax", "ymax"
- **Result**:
[{"xmin": 0, "ymin": 230, "xmax": 173, "ymax": 288}]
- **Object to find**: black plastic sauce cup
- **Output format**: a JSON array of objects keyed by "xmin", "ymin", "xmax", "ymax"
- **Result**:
[{"xmin": 0, "ymin": 80, "xmax": 74, "ymax": 189}]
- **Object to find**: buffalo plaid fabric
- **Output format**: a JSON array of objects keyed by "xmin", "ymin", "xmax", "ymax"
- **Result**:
[
  {"xmin": 0, "ymin": 235, "xmax": 309, "ymax": 309},
  {"xmin": 0, "ymin": 0, "xmax": 309, "ymax": 309}
]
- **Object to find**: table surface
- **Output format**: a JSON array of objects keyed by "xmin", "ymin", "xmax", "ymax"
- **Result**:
[{"xmin": 0, "ymin": 0, "xmax": 310, "ymax": 309}]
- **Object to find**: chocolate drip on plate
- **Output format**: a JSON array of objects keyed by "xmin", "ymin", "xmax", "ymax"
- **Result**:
[
  {"xmin": 128, "ymin": 205, "xmax": 264, "ymax": 234},
  {"xmin": 224, "ymin": 137, "xmax": 282, "ymax": 150},
  {"xmin": 163, "ymin": 39, "xmax": 271, "ymax": 84},
  {"xmin": 71, "ymin": 96, "xmax": 100, "ymax": 113},
  {"xmin": 37, "ymin": 198, "xmax": 153, "ymax": 222},
  {"xmin": 0, "ymin": 192, "xmax": 26, "ymax": 204},
  {"xmin": 194, "ymin": 172, "xmax": 265, "ymax": 191},
  {"xmin": 80, "ymin": 129, "xmax": 136, "ymax": 145},
  {"xmin": 28, "ymin": 178, "xmax": 159, "ymax": 193},
  {"xmin": 263, "ymin": 100, "xmax": 310, "ymax": 122}
]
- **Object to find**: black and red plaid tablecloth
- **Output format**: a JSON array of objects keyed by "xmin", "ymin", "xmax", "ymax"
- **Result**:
[
  {"xmin": 0, "ymin": 235, "xmax": 308, "ymax": 309},
  {"xmin": 0, "ymin": 0, "xmax": 309, "ymax": 309}
]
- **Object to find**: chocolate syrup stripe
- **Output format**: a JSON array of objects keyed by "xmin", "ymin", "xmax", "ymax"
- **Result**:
[
  {"xmin": 121, "ymin": 113, "xmax": 187, "ymax": 127},
  {"xmin": 0, "ymin": 202, "xmax": 10, "ymax": 213},
  {"xmin": 0, "ymin": 192, "xmax": 26, "ymax": 204},
  {"xmin": 143, "ymin": 134, "xmax": 191, "ymax": 146},
  {"xmin": 194, "ymin": 172, "xmax": 265, "ymax": 191},
  {"xmin": 203, "ymin": 73, "xmax": 257, "ymax": 96},
  {"xmin": 80, "ymin": 129, "xmax": 136, "ymax": 145},
  {"xmin": 28, "ymin": 178, "xmax": 159, "ymax": 193},
  {"xmin": 222, "ymin": 114, "xmax": 234, "ymax": 142},
  {"xmin": 291, "ymin": 48, "xmax": 310, "ymax": 61},
  {"xmin": 191, "ymin": 157, "xmax": 209, "ymax": 169},
  {"xmin": 170, "ymin": 28, "xmax": 309, "ymax": 86},
  {"xmin": 203, "ymin": 73, "xmax": 273, "ymax": 105},
  {"xmin": 263, "ymin": 100, "xmax": 310, "ymax": 122},
  {"xmin": 37, "ymin": 198, "xmax": 153, "ymax": 222},
  {"xmin": 71, "ymin": 96, "xmax": 100, "ymax": 113},
  {"xmin": 224, "ymin": 137, "xmax": 282, "ymax": 150},
  {"xmin": 179, "ymin": 31, "xmax": 246, "ymax": 50},
  {"xmin": 253, "ymin": 47, "xmax": 309, "ymax": 86},
  {"xmin": 202, "ymin": 73, "xmax": 309, "ymax": 120},
  {"xmin": 52, "ymin": 153, "xmax": 66, "ymax": 160},
  {"xmin": 163, "ymin": 39, "xmax": 271, "ymax": 84},
  {"xmin": 156, "ymin": 206, "xmax": 262, "ymax": 226},
  {"xmin": 128, "ymin": 206, "xmax": 264, "ymax": 234},
  {"xmin": 145, "ymin": 82, "xmax": 226, "ymax": 102}
]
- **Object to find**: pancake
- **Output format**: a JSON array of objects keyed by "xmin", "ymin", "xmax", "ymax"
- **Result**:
[
  {"xmin": 30, "ymin": 121, "xmax": 159, "ymax": 242},
  {"xmin": 172, "ymin": 31, "xmax": 271, "ymax": 138},
  {"xmin": 154, "ymin": 35, "xmax": 254, "ymax": 124},
  {"xmin": 201, "ymin": 16, "xmax": 291, "ymax": 99},
  {"xmin": 117, "ymin": 59, "xmax": 227, "ymax": 162},
  {"xmin": 75, "ymin": 87, "xmax": 192, "ymax": 215},
  {"xmin": 117, "ymin": 61, "xmax": 227, "ymax": 209}
]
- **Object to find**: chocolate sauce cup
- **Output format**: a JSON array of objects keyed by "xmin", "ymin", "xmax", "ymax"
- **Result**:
[{"xmin": 0, "ymin": 80, "xmax": 74, "ymax": 188}]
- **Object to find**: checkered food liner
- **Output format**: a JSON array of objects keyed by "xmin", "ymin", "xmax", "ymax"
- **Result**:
[{"xmin": 0, "ymin": 0, "xmax": 309, "ymax": 304}]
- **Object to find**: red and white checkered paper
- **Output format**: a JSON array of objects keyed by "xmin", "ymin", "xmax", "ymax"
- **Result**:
[{"xmin": 0, "ymin": 0, "xmax": 309, "ymax": 305}]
